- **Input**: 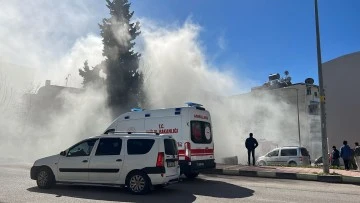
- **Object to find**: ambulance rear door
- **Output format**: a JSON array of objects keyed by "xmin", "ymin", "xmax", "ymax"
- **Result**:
[{"xmin": 189, "ymin": 109, "xmax": 214, "ymax": 162}]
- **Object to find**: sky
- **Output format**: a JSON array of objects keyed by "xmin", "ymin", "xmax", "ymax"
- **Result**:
[
  {"xmin": 129, "ymin": 0, "xmax": 360, "ymax": 85},
  {"xmin": 2, "ymin": 0, "xmax": 360, "ymax": 89}
]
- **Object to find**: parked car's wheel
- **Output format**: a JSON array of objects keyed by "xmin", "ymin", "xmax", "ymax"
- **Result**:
[
  {"xmin": 258, "ymin": 161, "xmax": 266, "ymax": 166},
  {"xmin": 184, "ymin": 172, "xmax": 199, "ymax": 179},
  {"xmin": 36, "ymin": 167, "xmax": 55, "ymax": 189},
  {"xmin": 289, "ymin": 161, "xmax": 297, "ymax": 167},
  {"xmin": 126, "ymin": 172, "xmax": 151, "ymax": 195}
]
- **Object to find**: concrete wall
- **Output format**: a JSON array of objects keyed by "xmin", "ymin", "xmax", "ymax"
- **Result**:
[{"xmin": 323, "ymin": 52, "xmax": 360, "ymax": 150}]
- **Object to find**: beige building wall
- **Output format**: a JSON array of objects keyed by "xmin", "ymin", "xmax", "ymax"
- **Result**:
[{"xmin": 323, "ymin": 52, "xmax": 360, "ymax": 150}]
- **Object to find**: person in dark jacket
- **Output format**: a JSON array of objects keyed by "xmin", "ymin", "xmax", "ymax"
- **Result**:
[
  {"xmin": 340, "ymin": 140, "xmax": 352, "ymax": 170},
  {"xmin": 331, "ymin": 146, "xmax": 340, "ymax": 167},
  {"xmin": 245, "ymin": 133, "xmax": 258, "ymax": 166}
]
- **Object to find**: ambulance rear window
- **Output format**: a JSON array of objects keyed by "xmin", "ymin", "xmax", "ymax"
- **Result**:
[{"xmin": 190, "ymin": 121, "xmax": 212, "ymax": 144}]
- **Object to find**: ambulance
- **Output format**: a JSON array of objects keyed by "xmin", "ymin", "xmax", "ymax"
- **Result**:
[{"xmin": 103, "ymin": 102, "xmax": 216, "ymax": 178}]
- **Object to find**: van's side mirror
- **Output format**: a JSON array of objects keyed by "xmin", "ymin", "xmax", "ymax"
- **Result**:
[{"xmin": 60, "ymin": 151, "xmax": 66, "ymax": 156}]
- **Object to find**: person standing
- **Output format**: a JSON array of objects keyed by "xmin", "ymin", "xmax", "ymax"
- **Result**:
[
  {"xmin": 245, "ymin": 133, "xmax": 258, "ymax": 166},
  {"xmin": 340, "ymin": 140, "xmax": 351, "ymax": 170},
  {"xmin": 354, "ymin": 142, "xmax": 360, "ymax": 170},
  {"xmin": 331, "ymin": 146, "xmax": 340, "ymax": 167},
  {"xmin": 349, "ymin": 147, "xmax": 357, "ymax": 170}
]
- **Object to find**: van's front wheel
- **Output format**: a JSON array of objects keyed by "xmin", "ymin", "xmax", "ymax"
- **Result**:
[
  {"xmin": 36, "ymin": 167, "xmax": 55, "ymax": 189},
  {"xmin": 184, "ymin": 172, "xmax": 199, "ymax": 179}
]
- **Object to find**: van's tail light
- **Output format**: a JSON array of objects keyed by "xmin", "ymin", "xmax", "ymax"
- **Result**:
[
  {"xmin": 299, "ymin": 156, "xmax": 303, "ymax": 161},
  {"xmin": 156, "ymin": 152, "xmax": 164, "ymax": 167},
  {"xmin": 185, "ymin": 142, "xmax": 191, "ymax": 161}
]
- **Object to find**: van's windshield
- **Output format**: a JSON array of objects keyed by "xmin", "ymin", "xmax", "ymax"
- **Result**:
[{"xmin": 190, "ymin": 121, "xmax": 212, "ymax": 144}]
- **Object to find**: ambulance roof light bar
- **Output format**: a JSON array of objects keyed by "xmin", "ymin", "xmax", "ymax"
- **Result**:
[
  {"xmin": 131, "ymin": 108, "xmax": 143, "ymax": 112},
  {"xmin": 185, "ymin": 102, "xmax": 203, "ymax": 107}
]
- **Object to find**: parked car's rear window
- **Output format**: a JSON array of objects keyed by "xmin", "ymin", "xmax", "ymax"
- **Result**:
[
  {"xmin": 164, "ymin": 139, "xmax": 178, "ymax": 155},
  {"xmin": 300, "ymin": 148, "xmax": 310, "ymax": 156},
  {"xmin": 280, "ymin": 149, "xmax": 297, "ymax": 156},
  {"xmin": 127, "ymin": 139, "xmax": 155, "ymax": 155}
]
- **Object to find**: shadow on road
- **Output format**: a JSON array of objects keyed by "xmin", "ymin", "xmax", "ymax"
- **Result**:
[{"xmin": 27, "ymin": 178, "xmax": 254, "ymax": 202}]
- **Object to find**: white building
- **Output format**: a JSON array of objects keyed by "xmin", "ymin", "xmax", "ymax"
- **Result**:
[
  {"xmin": 231, "ymin": 73, "xmax": 322, "ymax": 159},
  {"xmin": 323, "ymin": 51, "xmax": 360, "ymax": 150}
]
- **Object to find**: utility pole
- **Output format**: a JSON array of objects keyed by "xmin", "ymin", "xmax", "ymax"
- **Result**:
[{"xmin": 315, "ymin": 0, "xmax": 329, "ymax": 173}]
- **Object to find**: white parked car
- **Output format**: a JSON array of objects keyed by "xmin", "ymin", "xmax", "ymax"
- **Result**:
[
  {"xmin": 30, "ymin": 132, "xmax": 180, "ymax": 194},
  {"xmin": 256, "ymin": 146, "xmax": 311, "ymax": 167}
]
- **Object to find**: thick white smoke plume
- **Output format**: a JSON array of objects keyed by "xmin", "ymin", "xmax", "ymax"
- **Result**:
[
  {"xmin": 139, "ymin": 20, "xmax": 300, "ymax": 163},
  {"xmin": 0, "ymin": 1, "xmax": 111, "ymax": 163},
  {"xmin": 0, "ymin": 1, "xmax": 300, "ymax": 165}
]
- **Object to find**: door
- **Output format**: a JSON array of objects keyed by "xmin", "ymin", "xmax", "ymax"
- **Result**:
[
  {"xmin": 57, "ymin": 138, "xmax": 98, "ymax": 182},
  {"xmin": 88, "ymin": 138, "xmax": 124, "ymax": 183},
  {"xmin": 279, "ymin": 149, "xmax": 297, "ymax": 165},
  {"xmin": 265, "ymin": 149, "xmax": 279, "ymax": 165},
  {"xmin": 164, "ymin": 138, "xmax": 180, "ymax": 177},
  {"xmin": 189, "ymin": 120, "xmax": 213, "ymax": 162}
]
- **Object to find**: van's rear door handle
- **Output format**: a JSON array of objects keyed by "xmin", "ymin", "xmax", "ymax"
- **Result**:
[
  {"xmin": 82, "ymin": 160, "xmax": 88, "ymax": 163},
  {"xmin": 116, "ymin": 159, "xmax": 122, "ymax": 162}
]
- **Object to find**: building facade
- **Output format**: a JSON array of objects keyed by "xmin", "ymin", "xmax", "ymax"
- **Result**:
[
  {"xmin": 323, "ymin": 51, "xmax": 360, "ymax": 150},
  {"xmin": 231, "ymin": 73, "xmax": 322, "ymax": 159}
]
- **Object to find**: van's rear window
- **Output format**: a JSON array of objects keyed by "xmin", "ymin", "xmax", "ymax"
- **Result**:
[
  {"xmin": 164, "ymin": 139, "xmax": 178, "ymax": 155},
  {"xmin": 190, "ymin": 121, "xmax": 212, "ymax": 144}
]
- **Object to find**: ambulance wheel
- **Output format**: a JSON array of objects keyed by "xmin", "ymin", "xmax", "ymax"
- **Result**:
[{"xmin": 184, "ymin": 172, "xmax": 199, "ymax": 179}]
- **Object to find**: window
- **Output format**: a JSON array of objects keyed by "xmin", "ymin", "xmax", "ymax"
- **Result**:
[
  {"xmin": 280, "ymin": 149, "xmax": 297, "ymax": 156},
  {"xmin": 164, "ymin": 139, "xmax": 178, "ymax": 155},
  {"xmin": 67, "ymin": 139, "xmax": 97, "ymax": 157},
  {"xmin": 306, "ymin": 88, "xmax": 312, "ymax": 95},
  {"xmin": 191, "ymin": 121, "xmax": 212, "ymax": 144},
  {"xmin": 95, "ymin": 138, "xmax": 122, "ymax": 156},
  {"xmin": 300, "ymin": 148, "xmax": 310, "ymax": 156},
  {"xmin": 308, "ymin": 104, "xmax": 319, "ymax": 115},
  {"xmin": 314, "ymin": 92, "xmax": 318, "ymax": 97},
  {"xmin": 267, "ymin": 149, "xmax": 279, "ymax": 157},
  {"xmin": 127, "ymin": 139, "xmax": 155, "ymax": 155}
]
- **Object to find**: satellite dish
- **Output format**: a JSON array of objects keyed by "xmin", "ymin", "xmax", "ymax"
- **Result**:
[{"xmin": 305, "ymin": 78, "xmax": 314, "ymax": 84}]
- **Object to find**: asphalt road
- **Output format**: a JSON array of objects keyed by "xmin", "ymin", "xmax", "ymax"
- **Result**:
[{"xmin": 0, "ymin": 164, "xmax": 359, "ymax": 203}]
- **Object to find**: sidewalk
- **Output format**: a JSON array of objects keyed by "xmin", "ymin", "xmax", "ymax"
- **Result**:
[{"xmin": 202, "ymin": 164, "xmax": 360, "ymax": 184}]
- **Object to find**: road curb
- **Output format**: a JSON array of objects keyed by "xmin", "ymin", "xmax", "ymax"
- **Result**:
[{"xmin": 201, "ymin": 168, "xmax": 360, "ymax": 185}]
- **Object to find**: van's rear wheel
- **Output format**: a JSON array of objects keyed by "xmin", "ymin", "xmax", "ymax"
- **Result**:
[
  {"xmin": 184, "ymin": 172, "xmax": 199, "ymax": 179},
  {"xmin": 289, "ymin": 161, "xmax": 297, "ymax": 167},
  {"xmin": 126, "ymin": 172, "xmax": 150, "ymax": 195}
]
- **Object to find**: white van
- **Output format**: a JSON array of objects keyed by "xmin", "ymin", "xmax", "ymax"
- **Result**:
[
  {"xmin": 30, "ymin": 133, "xmax": 180, "ymax": 195},
  {"xmin": 256, "ymin": 146, "xmax": 311, "ymax": 167},
  {"xmin": 104, "ymin": 102, "xmax": 216, "ymax": 178}
]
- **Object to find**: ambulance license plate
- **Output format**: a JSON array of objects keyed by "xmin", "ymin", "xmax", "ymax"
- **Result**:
[
  {"xmin": 197, "ymin": 162, "xmax": 204, "ymax": 167},
  {"xmin": 167, "ymin": 161, "xmax": 176, "ymax": 167}
]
